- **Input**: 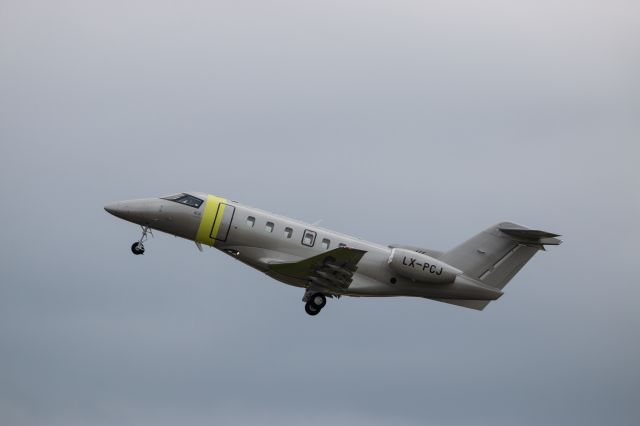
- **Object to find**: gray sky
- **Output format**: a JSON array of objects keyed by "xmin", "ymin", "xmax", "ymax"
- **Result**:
[{"xmin": 1, "ymin": 1, "xmax": 639, "ymax": 425}]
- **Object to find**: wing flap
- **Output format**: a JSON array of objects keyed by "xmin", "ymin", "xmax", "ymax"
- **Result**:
[{"xmin": 429, "ymin": 298, "xmax": 491, "ymax": 311}]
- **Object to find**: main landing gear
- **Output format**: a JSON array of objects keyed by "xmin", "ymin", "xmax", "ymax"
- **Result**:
[
  {"xmin": 131, "ymin": 225, "xmax": 153, "ymax": 255},
  {"xmin": 304, "ymin": 292, "xmax": 326, "ymax": 316}
]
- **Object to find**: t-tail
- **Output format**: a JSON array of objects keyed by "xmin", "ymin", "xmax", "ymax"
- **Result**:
[{"xmin": 432, "ymin": 222, "xmax": 562, "ymax": 310}]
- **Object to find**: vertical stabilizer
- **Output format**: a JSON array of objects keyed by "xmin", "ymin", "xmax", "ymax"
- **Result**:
[{"xmin": 433, "ymin": 222, "xmax": 561, "ymax": 310}]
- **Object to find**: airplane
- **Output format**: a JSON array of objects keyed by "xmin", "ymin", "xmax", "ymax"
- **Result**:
[{"xmin": 104, "ymin": 192, "xmax": 561, "ymax": 316}]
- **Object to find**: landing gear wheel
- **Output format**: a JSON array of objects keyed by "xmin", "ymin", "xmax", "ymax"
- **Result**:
[
  {"xmin": 309, "ymin": 293, "xmax": 326, "ymax": 309},
  {"xmin": 131, "ymin": 225, "xmax": 152, "ymax": 255},
  {"xmin": 131, "ymin": 242, "xmax": 145, "ymax": 255},
  {"xmin": 305, "ymin": 302, "xmax": 320, "ymax": 316}
]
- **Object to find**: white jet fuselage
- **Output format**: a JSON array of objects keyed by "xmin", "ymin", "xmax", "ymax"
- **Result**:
[{"xmin": 105, "ymin": 192, "xmax": 561, "ymax": 315}]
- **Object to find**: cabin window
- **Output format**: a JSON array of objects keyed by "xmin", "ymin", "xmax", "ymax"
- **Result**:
[
  {"xmin": 302, "ymin": 229, "xmax": 316, "ymax": 247},
  {"xmin": 284, "ymin": 227, "xmax": 293, "ymax": 238},
  {"xmin": 265, "ymin": 221, "xmax": 274, "ymax": 233},
  {"xmin": 321, "ymin": 238, "xmax": 330, "ymax": 250},
  {"xmin": 247, "ymin": 216, "xmax": 255, "ymax": 228}
]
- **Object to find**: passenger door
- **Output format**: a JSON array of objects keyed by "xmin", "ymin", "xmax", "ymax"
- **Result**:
[{"xmin": 210, "ymin": 203, "xmax": 236, "ymax": 242}]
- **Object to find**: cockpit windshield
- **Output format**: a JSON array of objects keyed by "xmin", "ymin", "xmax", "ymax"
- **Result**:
[{"xmin": 161, "ymin": 193, "xmax": 204, "ymax": 208}]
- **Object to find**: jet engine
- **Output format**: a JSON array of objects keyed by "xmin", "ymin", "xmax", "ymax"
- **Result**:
[{"xmin": 388, "ymin": 248, "xmax": 462, "ymax": 284}]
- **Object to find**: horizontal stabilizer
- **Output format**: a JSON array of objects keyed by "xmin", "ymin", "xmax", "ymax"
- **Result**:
[{"xmin": 499, "ymin": 226, "xmax": 562, "ymax": 246}]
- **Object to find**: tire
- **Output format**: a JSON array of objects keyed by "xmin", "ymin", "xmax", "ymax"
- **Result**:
[
  {"xmin": 131, "ymin": 242, "xmax": 144, "ymax": 255},
  {"xmin": 309, "ymin": 293, "xmax": 326, "ymax": 309},
  {"xmin": 305, "ymin": 302, "xmax": 320, "ymax": 316}
]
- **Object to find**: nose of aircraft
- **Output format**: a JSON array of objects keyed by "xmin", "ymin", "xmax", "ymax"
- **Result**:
[
  {"xmin": 104, "ymin": 202, "xmax": 124, "ymax": 216},
  {"xmin": 104, "ymin": 198, "xmax": 161, "ymax": 224}
]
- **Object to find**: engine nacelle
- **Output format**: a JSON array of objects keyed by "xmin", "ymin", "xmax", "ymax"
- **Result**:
[{"xmin": 388, "ymin": 248, "xmax": 462, "ymax": 284}]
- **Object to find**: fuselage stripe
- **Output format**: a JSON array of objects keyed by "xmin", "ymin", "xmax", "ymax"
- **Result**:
[{"xmin": 195, "ymin": 194, "xmax": 227, "ymax": 245}]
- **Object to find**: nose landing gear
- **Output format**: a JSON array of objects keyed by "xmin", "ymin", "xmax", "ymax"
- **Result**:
[
  {"xmin": 304, "ymin": 292, "xmax": 327, "ymax": 316},
  {"xmin": 131, "ymin": 225, "xmax": 153, "ymax": 255}
]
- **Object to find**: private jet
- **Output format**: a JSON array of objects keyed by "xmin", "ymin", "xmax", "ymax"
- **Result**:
[{"xmin": 104, "ymin": 192, "xmax": 561, "ymax": 316}]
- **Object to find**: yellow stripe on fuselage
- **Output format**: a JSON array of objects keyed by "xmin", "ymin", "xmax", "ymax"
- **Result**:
[{"xmin": 196, "ymin": 194, "xmax": 227, "ymax": 246}]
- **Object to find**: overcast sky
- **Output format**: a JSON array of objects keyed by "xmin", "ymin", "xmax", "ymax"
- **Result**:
[{"xmin": 1, "ymin": 1, "xmax": 639, "ymax": 425}]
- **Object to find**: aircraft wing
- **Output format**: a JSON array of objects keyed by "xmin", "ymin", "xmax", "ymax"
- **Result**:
[{"xmin": 269, "ymin": 247, "xmax": 367, "ymax": 291}]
